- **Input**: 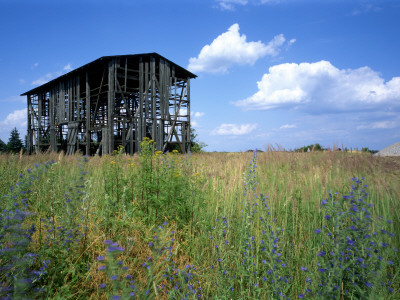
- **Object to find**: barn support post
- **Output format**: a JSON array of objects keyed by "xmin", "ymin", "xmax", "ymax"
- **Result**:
[
  {"xmin": 150, "ymin": 56, "xmax": 156, "ymax": 144},
  {"xmin": 85, "ymin": 72, "xmax": 91, "ymax": 155},
  {"xmin": 107, "ymin": 59, "xmax": 115, "ymax": 154},
  {"xmin": 50, "ymin": 88, "xmax": 56, "ymax": 151},
  {"xmin": 37, "ymin": 92, "xmax": 43, "ymax": 153},
  {"xmin": 27, "ymin": 95, "xmax": 33, "ymax": 154},
  {"xmin": 136, "ymin": 57, "xmax": 144, "ymax": 153},
  {"xmin": 187, "ymin": 77, "xmax": 191, "ymax": 153}
]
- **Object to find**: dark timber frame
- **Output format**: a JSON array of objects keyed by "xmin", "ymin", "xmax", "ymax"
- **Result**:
[{"xmin": 21, "ymin": 53, "xmax": 197, "ymax": 155}]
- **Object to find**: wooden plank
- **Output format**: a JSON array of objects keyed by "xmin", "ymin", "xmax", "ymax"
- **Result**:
[
  {"xmin": 91, "ymin": 68, "xmax": 106, "ymax": 128},
  {"xmin": 50, "ymin": 88, "xmax": 56, "ymax": 151},
  {"xmin": 102, "ymin": 127, "xmax": 108, "ymax": 155},
  {"xmin": 86, "ymin": 72, "xmax": 91, "ymax": 155},
  {"xmin": 137, "ymin": 57, "xmax": 144, "ymax": 152},
  {"xmin": 186, "ymin": 78, "xmax": 191, "ymax": 153},
  {"xmin": 144, "ymin": 62, "xmax": 149, "ymax": 121},
  {"xmin": 27, "ymin": 95, "xmax": 33, "ymax": 154},
  {"xmin": 124, "ymin": 57, "xmax": 127, "ymax": 93},
  {"xmin": 38, "ymin": 92, "xmax": 43, "ymax": 150},
  {"xmin": 68, "ymin": 79, "xmax": 72, "ymax": 122},
  {"xmin": 59, "ymin": 82, "xmax": 64, "ymax": 121},
  {"xmin": 77, "ymin": 75, "xmax": 80, "ymax": 121},
  {"xmin": 159, "ymin": 59, "xmax": 164, "ymax": 120},
  {"xmin": 129, "ymin": 121, "xmax": 134, "ymax": 155},
  {"xmin": 107, "ymin": 59, "xmax": 115, "ymax": 154},
  {"xmin": 151, "ymin": 56, "xmax": 156, "ymax": 142}
]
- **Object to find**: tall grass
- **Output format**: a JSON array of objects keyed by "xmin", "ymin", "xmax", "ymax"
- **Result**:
[{"xmin": 0, "ymin": 148, "xmax": 399, "ymax": 299}]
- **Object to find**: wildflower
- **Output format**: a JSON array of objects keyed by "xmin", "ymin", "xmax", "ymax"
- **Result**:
[
  {"xmin": 364, "ymin": 282, "xmax": 373, "ymax": 288},
  {"xmin": 99, "ymin": 283, "xmax": 106, "ymax": 288},
  {"xmin": 97, "ymin": 256, "xmax": 105, "ymax": 261},
  {"xmin": 299, "ymin": 294, "xmax": 305, "ymax": 298},
  {"xmin": 301, "ymin": 267, "xmax": 308, "ymax": 272},
  {"xmin": 315, "ymin": 229, "xmax": 321, "ymax": 234}
]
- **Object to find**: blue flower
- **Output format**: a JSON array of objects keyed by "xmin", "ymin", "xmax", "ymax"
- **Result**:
[
  {"xmin": 315, "ymin": 229, "xmax": 321, "ymax": 234},
  {"xmin": 364, "ymin": 282, "xmax": 373, "ymax": 288}
]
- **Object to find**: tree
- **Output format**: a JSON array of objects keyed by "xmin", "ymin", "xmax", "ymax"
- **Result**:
[
  {"xmin": 7, "ymin": 127, "xmax": 24, "ymax": 153},
  {"xmin": 0, "ymin": 138, "xmax": 6, "ymax": 152},
  {"xmin": 190, "ymin": 128, "xmax": 207, "ymax": 153}
]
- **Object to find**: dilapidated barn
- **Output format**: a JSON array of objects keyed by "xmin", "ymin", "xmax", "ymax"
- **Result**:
[{"xmin": 21, "ymin": 53, "xmax": 196, "ymax": 155}]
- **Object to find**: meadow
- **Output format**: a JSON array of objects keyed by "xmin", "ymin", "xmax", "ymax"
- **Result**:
[{"xmin": 1, "ymin": 141, "xmax": 399, "ymax": 299}]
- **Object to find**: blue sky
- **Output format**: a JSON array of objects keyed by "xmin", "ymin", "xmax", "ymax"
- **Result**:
[{"xmin": 1, "ymin": 0, "xmax": 400, "ymax": 151}]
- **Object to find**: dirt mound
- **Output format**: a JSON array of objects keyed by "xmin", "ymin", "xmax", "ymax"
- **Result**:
[{"xmin": 373, "ymin": 143, "xmax": 400, "ymax": 157}]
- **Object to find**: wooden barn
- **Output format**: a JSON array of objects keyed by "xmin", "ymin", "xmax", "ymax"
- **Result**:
[{"xmin": 21, "ymin": 53, "xmax": 197, "ymax": 155}]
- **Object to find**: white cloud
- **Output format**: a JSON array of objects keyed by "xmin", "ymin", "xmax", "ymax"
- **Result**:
[
  {"xmin": 351, "ymin": 3, "xmax": 382, "ymax": 16},
  {"xmin": 211, "ymin": 123, "xmax": 257, "ymax": 135},
  {"xmin": 0, "ymin": 108, "xmax": 28, "ymax": 142},
  {"xmin": 188, "ymin": 24, "xmax": 291, "ymax": 73},
  {"xmin": 357, "ymin": 120, "xmax": 397, "ymax": 130},
  {"xmin": 32, "ymin": 73, "xmax": 54, "ymax": 85},
  {"xmin": 234, "ymin": 60, "xmax": 400, "ymax": 113},
  {"xmin": 280, "ymin": 124, "xmax": 296, "ymax": 129},
  {"xmin": 63, "ymin": 64, "xmax": 72, "ymax": 72},
  {"xmin": 32, "ymin": 63, "xmax": 72, "ymax": 86},
  {"xmin": 193, "ymin": 112, "xmax": 205, "ymax": 118},
  {"xmin": 216, "ymin": 0, "xmax": 248, "ymax": 10},
  {"xmin": 215, "ymin": 0, "xmax": 281, "ymax": 10},
  {"xmin": 1, "ymin": 108, "xmax": 27, "ymax": 126},
  {"xmin": 190, "ymin": 111, "xmax": 205, "ymax": 128}
]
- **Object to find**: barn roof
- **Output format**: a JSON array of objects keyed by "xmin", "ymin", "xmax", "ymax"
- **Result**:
[{"xmin": 21, "ymin": 52, "xmax": 196, "ymax": 96}]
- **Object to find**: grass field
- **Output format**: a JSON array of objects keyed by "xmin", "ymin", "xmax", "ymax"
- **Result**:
[{"xmin": 1, "ymin": 146, "xmax": 399, "ymax": 299}]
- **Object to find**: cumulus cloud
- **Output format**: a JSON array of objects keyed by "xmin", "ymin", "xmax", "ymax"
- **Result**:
[
  {"xmin": 0, "ymin": 108, "xmax": 27, "ymax": 141},
  {"xmin": 32, "ymin": 63, "xmax": 72, "ymax": 86},
  {"xmin": 1, "ymin": 108, "xmax": 27, "ymax": 127},
  {"xmin": 193, "ymin": 112, "xmax": 205, "ymax": 118},
  {"xmin": 357, "ymin": 120, "xmax": 397, "ymax": 130},
  {"xmin": 190, "ymin": 111, "xmax": 205, "ymax": 127},
  {"xmin": 216, "ymin": 0, "xmax": 248, "ymax": 10},
  {"xmin": 351, "ymin": 3, "xmax": 382, "ymax": 16},
  {"xmin": 211, "ymin": 123, "xmax": 257, "ymax": 135},
  {"xmin": 234, "ymin": 60, "xmax": 400, "ymax": 113},
  {"xmin": 188, "ymin": 24, "xmax": 291, "ymax": 73},
  {"xmin": 215, "ymin": 0, "xmax": 280, "ymax": 10},
  {"xmin": 280, "ymin": 124, "xmax": 296, "ymax": 129}
]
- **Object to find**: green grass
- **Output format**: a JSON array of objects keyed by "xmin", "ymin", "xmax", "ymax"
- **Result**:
[{"xmin": 0, "ymin": 149, "xmax": 399, "ymax": 299}]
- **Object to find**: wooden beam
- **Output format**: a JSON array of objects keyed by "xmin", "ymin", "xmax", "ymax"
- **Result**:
[
  {"xmin": 107, "ymin": 59, "xmax": 115, "ymax": 154},
  {"xmin": 86, "ymin": 72, "xmax": 91, "ymax": 155},
  {"xmin": 50, "ymin": 88, "xmax": 56, "ymax": 151},
  {"xmin": 27, "ymin": 95, "xmax": 33, "ymax": 154},
  {"xmin": 151, "ymin": 56, "xmax": 156, "ymax": 143}
]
